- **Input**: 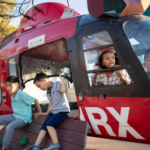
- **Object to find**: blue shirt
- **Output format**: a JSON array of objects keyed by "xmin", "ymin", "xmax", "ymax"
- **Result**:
[{"xmin": 11, "ymin": 89, "xmax": 35, "ymax": 123}]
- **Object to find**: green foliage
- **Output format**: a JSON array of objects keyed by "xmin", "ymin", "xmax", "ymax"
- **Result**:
[{"xmin": 0, "ymin": 0, "xmax": 17, "ymax": 38}]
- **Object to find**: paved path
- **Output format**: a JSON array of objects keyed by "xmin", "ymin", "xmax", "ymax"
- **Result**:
[{"xmin": 86, "ymin": 137, "xmax": 150, "ymax": 150}]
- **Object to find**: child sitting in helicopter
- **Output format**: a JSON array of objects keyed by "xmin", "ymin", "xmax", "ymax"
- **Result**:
[
  {"xmin": 92, "ymin": 50, "xmax": 131, "ymax": 86},
  {"xmin": 143, "ymin": 51, "xmax": 150, "ymax": 79}
]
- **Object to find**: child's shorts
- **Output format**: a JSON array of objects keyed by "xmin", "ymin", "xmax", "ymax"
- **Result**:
[{"xmin": 41, "ymin": 112, "xmax": 69, "ymax": 131}]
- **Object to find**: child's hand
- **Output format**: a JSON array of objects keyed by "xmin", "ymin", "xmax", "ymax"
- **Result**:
[
  {"xmin": 94, "ymin": 66, "xmax": 99, "ymax": 70},
  {"xmin": 116, "ymin": 69, "xmax": 122, "ymax": 75},
  {"xmin": 42, "ymin": 112, "xmax": 48, "ymax": 116},
  {"xmin": 114, "ymin": 65, "xmax": 119, "ymax": 68},
  {"xmin": 116, "ymin": 69, "xmax": 127, "ymax": 81},
  {"xmin": 114, "ymin": 65, "xmax": 122, "ymax": 75},
  {"xmin": 35, "ymin": 112, "xmax": 42, "ymax": 119},
  {"xmin": 59, "ymin": 75, "xmax": 65, "ymax": 80}
]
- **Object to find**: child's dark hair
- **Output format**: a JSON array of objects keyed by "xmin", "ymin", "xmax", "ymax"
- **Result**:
[
  {"xmin": 34, "ymin": 72, "xmax": 48, "ymax": 84},
  {"xmin": 5, "ymin": 76, "xmax": 19, "ymax": 84},
  {"xmin": 95, "ymin": 50, "xmax": 120, "ymax": 69}
]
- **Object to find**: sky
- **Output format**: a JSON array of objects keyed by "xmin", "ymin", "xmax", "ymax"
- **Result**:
[{"xmin": 10, "ymin": 0, "xmax": 89, "ymax": 27}]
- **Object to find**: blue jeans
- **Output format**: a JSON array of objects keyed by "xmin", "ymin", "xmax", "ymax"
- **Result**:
[{"xmin": 0, "ymin": 114, "xmax": 27, "ymax": 149}]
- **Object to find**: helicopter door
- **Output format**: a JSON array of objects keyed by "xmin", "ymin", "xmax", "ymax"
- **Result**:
[{"xmin": 73, "ymin": 21, "xmax": 150, "ymax": 141}]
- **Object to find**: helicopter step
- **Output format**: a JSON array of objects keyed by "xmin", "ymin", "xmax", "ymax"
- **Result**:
[{"xmin": 0, "ymin": 114, "xmax": 89, "ymax": 150}]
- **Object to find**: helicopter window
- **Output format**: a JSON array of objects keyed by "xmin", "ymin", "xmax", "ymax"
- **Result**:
[
  {"xmin": 123, "ymin": 17, "xmax": 150, "ymax": 79},
  {"xmin": 82, "ymin": 31, "xmax": 113, "ymax": 50},
  {"xmin": 8, "ymin": 58, "xmax": 17, "ymax": 76},
  {"xmin": 82, "ymin": 29, "xmax": 133, "ymax": 87}
]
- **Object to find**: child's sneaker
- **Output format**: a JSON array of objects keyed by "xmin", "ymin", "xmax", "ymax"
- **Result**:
[
  {"xmin": 23, "ymin": 145, "xmax": 41, "ymax": 150},
  {"xmin": 43, "ymin": 143, "xmax": 60, "ymax": 150}
]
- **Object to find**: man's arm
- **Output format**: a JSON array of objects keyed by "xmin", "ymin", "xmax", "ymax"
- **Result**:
[
  {"xmin": 34, "ymin": 99, "xmax": 42, "ymax": 119},
  {"xmin": 59, "ymin": 75, "xmax": 67, "ymax": 93},
  {"xmin": 42, "ymin": 102, "xmax": 51, "ymax": 116}
]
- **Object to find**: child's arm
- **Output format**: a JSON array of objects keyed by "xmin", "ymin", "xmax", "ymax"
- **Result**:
[
  {"xmin": 92, "ymin": 73, "xmax": 97, "ymax": 87},
  {"xmin": 42, "ymin": 102, "xmax": 51, "ymax": 116},
  {"xmin": 92, "ymin": 66, "xmax": 99, "ymax": 87},
  {"xmin": 59, "ymin": 75, "xmax": 67, "ymax": 93},
  {"xmin": 34, "ymin": 99, "xmax": 42, "ymax": 119},
  {"xmin": 120, "ymin": 69, "xmax": 131, "ymax": 84},
  {"xmin": 115, "ymin": 69, "xmax": 127, "ymax": 85}
]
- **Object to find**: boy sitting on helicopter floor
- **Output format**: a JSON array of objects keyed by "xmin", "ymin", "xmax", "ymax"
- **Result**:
[
  {"xmin": 24, "ymin": 73, "xmax": 70, "ymax": 150},
  {"xmin": 0, "ymin": 76, "xmax": 42, "ymax": 150},
  {"xmin": 143, "ymin": 51, "xmax": 150, "ymax": 79}
]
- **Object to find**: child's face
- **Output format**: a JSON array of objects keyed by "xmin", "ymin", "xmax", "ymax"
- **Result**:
[
  {"xmin": 102, "ymin": 52, "xmax": 115, "ymax": 68},
  {"xmin": 35, "ymin": 80, "xmax": 48, "ymax": 91},
  {"xmin": 144, "ymin": 53, "xmax": 150, "ymax": 72},
  {"xmin": 6, "ymin": 82, "xmax": 19, "ymax": 95}
]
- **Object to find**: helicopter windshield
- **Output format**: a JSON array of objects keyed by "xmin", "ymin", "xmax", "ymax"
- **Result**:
[{"xmin": 123, "ymin": 17, "xmax": 150, "ymax": 79}]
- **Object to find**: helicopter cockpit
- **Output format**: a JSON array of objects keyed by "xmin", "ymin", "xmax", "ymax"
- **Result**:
[{"xmin": 124, "ymin": 16, "xmax": 150, "ymax": 79}]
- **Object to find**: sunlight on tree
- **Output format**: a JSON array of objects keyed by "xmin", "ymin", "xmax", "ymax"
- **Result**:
[{"xmin": 0, "ymin": 0, "xmax": 17, "ymax": 39}]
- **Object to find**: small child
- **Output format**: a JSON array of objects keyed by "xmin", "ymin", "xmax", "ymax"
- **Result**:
[
  {"xmin": 24, "ymin": 73, "xmax": 70, "ymax": 150},
  {"xmin": 0, "ymin": 76, "xmax": 42, "ymax": 150},
  {"xmin": 143, "ymin": 51, "xmax": 150, "ymax": 79},
  {"xmin": 92, "ymin": 50, "xmax": 130, "ymax": 86}
]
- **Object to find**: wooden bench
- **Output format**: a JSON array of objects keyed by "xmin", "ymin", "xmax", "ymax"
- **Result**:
[{"xmin": 0, "ymin": 115, "xmax": 89, "ymax": 150}]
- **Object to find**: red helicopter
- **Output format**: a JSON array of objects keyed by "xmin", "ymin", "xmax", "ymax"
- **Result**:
[{"xmin": 0, "ymin": 0, "xmax": 150, "ymax": 145}]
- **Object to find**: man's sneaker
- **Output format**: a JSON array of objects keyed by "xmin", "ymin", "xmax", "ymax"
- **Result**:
[
  {"xmin": 43, "ymin": 143, "xmax": 60, "ymax": 150},
  {"xmin": 2, "ymin": 148, "xmax": 7, "ymax": 150},
  {"xmin": 23, "ymin": 145, "xmax": 41, "ymax": 150}
]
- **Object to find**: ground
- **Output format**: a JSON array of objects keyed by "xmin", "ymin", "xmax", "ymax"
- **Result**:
[{"xmin": 86, "ymin": 136, "xmax": 150, "ymax": 150}]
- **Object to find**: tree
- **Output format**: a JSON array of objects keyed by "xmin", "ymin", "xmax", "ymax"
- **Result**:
[{"xmin": 0, "ymin": 0, "xmax": 17, "ymax": 39}]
